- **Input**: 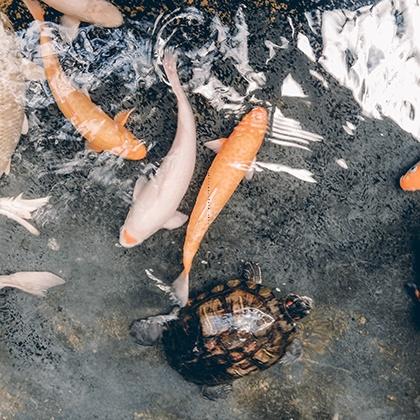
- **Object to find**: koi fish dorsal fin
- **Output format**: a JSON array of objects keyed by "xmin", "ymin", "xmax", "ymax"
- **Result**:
[
  {"xmin": 162, "ymin": 211, "xmax": 188, "ymax": 230},
  {"xmin": 114, "ymin": 108, "xmax": 136, "ymax": 127},
  {"xmin": 204, "ymin": 138, "xmax": 228, "ymax": 153},
  {"xmin": 23, "ymin": 0, "xmax": 45, "ymax": 21},
  {"xmin": 60, "ymin": 15, "xmax": 80, "ymax": 42}
]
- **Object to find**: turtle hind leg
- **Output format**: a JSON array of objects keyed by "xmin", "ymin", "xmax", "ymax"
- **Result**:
[
  {"xmin": 280, "ymin": 340, "xmax": 303, "ymax": 365},
  {"xmin": 201, "ymin": 383, "xmax": 233, "ymax": 401},
  {"xmin": 130, "ymin": 309, "xmax": 179, "ymax": 346},
  {"xmin": 242, "ymin": 261, "xmax": 262, "ymax": 284}
]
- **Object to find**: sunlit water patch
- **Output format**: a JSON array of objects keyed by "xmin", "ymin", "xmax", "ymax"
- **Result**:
[{"xmin": 320, "ymin": 0, "xmax": 420, "ymax": 141}]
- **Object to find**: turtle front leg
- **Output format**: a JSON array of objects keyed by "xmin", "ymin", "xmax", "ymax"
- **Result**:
[
  {"xmin": 242, "ymin": 261, "xmax": 262, "ymax": 284},
  {"xmin": 130, "ymin": 308, "xmax": 179, "ymax": 346},
  {"xmin": 201, "ymin": 383, "xmax": 233, "ymax": 401}
]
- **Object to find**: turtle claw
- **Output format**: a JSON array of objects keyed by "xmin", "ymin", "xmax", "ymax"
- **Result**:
[
  {"xmin": 280, "ymin": 340, "xmax": 303, "ymax": 365},
  {"xmin": 243, "ymin": 261, "xmax": 262, "ymax": 284},
  {"xmin": 201, "ymin": 383, "xmax": 233, "ymax": 401},
  {"xmin": 130, "ymin": 318, "xmax": 165, "ymax": 346},
  {"xmin": 130, "ymin": 309, "xmax": 180, "ymax": 346}
]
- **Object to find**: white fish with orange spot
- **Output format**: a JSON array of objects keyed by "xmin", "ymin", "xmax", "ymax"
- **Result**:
[{"xmin": 119, "ymin": 52, "xmax": 196, "ymax": 247}]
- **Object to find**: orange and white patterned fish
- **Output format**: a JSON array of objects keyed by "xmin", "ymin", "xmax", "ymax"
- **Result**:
[
  {"xmin": 173, "ymin": 107, "xmax": 269, "ymax": 305},
  {"xmin": 23, "ymin": 0, "xmax": 146, "ymax": 160}
]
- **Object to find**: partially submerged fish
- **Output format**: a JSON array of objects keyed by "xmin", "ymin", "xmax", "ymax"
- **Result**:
[
  {"xmin": 173, "ymin": 107, "xmax": 269, "ymax": 305},
  {"xmin": 120, "ymin": 53, "xmax": 196, "ymax": 247},
  {"xmin": 0, "ymin": 193, "xmax": 49, "ymax": 235},
  {"xmin": 0, "ymin": 271, "xmax": 65, "ymax": 296},
  {"xmin": 0, "ymin": 13, "xmax": 28, "ymax": 177},
  {"xmin": 400, "ymin": 162, "xmax": 420, "ymax": 191},
  {"xmin": 42, "ymin": 0, "xmax": 123, "ymax": 38},
  {"xmin": 23, "ymin": 0, "xmax": 146, "ymax": 160}
]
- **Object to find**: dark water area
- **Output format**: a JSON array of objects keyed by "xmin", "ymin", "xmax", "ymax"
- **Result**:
[{"xmin": 0, "ymin": 0, "xmax": 419, "ymax": 419}]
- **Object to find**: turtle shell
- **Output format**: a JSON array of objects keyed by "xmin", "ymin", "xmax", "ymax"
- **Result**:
[{"xmin": 162, "ymin": 279, "xmax": 297, "ymax": 386}]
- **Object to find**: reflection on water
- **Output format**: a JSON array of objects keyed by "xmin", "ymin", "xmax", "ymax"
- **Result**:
[{"xmin": 320, "ymin": 0, "xmax": 420, "ymax": 141}]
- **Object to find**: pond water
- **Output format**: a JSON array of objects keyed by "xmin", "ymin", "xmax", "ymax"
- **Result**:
[{"xmin": 0, "ymin": 1, "xmax": 419, "ymax": 419}]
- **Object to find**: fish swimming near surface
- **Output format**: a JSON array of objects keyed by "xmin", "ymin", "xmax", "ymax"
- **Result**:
[
  {"xmin": 0, "ymin": 271, "xmax": 65, "ymax": 296},
  {"xmin": 0, "ymin": 13, "xmax": 28, "ymax": 177},
  {"xmin": 120, "ymin": 52, "xmax": 196, "ymax": 247},
  {"xmin": 172, "ymin": 107, "xmax": 269, "ymax": 306},
  {"xmin": 400, "ymin": 162, "xmax": 420, "ymax": 191},
  {"xmin": 23, "ymin": 0, "xmax": 146, "ymax": 160},
  {"xmin": 41, "ymin": 0, "xmax": 123, "ymax": 41}
]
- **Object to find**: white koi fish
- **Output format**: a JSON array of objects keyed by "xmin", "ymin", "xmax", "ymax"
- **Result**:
[
  {"xmin": 0, "ymin": 272, "xmax": 65, "ymax": 296},
  {"xmin": 41, "ymin": 0, "xmax": 123, "ymax": 40},
  {"xmin": 119, "ymin": 52, "xmax": 196, "ymax": 247}
]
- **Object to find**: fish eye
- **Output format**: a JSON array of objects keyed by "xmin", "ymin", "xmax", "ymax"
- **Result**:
[{"xmin": 409, "ymin": 165, "xmax": 418, "ymax": 173}]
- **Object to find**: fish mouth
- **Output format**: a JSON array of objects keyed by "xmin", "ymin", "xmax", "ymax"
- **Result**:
[{"xmin": 119, "ymin": 228, "xmax": 142, "ymax": 248}]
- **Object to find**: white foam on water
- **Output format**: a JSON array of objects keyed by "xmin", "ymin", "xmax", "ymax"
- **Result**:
[
  {"xmin": 287, "ymin": 16, "xmax": 295, "ymax": 39},
  {"xmin": 304, "ymin": 10, "xmax": 322, "ymax": 35},
  {"xmin": 342, "ymin": 121, "xmax": 356, "ymax": 136},
  {"xmin": 320, "ymin": 0, "xmax": 420, "ymax": 141},
  {"xmin": 297, "ymin": 32, "xmax": 316, "ymax": 62},
  {"xmin": 256, "ymin": 161, "xmax": 317, "ymax": 183},
  {"xmin": 264, "ymin": 39, "xmax": 289, "ymax": 64},
  {"xmin": 309, "ymin": 69, "xmax": 329, "ymax": 89},
  {"xmin": 281, "ymin": 73, "xmax": 307, "ymax": 98},
  {"xmin": 336, "ymin": 158, "xmax": 349, "ymax": 169}
]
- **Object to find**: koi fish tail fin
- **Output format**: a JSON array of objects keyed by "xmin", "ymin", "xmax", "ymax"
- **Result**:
[
  {"xmin": 162, "ymin": 51, "xmax": 182, "ymax": 91},
  {"xmin": 0, "ymin": 194, "xmax": 49, "ymax": 235},
  {"xmin": 0, "ymin": 272, "xmax": 65, "ymax": 297},
  {"xmin": 172, "ymin": 270, "xmax": 189, "ymax": 307},
  {"xmin": 23, "ymin": 0, "xmax": 45, "ymax": 21}
]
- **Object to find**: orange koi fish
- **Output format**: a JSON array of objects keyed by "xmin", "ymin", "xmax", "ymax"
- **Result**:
[
  {"xmin": 400, "ymin": 161, "xmax": 420, "ymax": 191},
  {"xmin": 23, "ymin": 0, "xmax": 146, "ymax": 160},
  {"xmin": 173, "ymin": 107, "xmax": 269, "ymax": 305}
]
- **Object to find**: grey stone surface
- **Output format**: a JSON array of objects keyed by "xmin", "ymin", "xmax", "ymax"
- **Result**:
[{"xmin": 1, "ymin": 1, "xmax": 419, "ymax": 419}]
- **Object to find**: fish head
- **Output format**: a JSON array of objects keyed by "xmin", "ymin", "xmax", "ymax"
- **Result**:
[
  {"xmin": 119, "ymin": 226, "xmax": 143, "ymax": 248},
  {"xmin": 400, "ymin": 163, "xmax": 420, "ymax": 191}
]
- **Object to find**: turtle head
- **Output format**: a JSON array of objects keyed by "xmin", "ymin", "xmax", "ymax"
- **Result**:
[{"xmin": 284, "ymin": 294, "xmax": 313, "ymax": 321}]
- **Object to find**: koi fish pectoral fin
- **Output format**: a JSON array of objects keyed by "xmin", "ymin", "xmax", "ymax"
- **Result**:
[
  {"xmin": 4, "ymin": 160, "xmax": 11, "ymax": 176},
  {"xmin": 59, "ymin": 15, "xmax": 81, "ymax": 42},
  {"xmin": 162, "ymin": 211, "xmax": 188, "ymax": 230},
  {"xmin": 114, "ymin": 108, "xmax": 136, "ymax": 127},
  {"xmin": 245, "ymin": 158, "xmax": 257, "ymax": 181},
  {"xmin": 21, "ymin": 115, "xmax": 29, "ymax": 135},
  {"xmin": 204, "ymin": 138, "xmax": 228, "ymax": 153}
]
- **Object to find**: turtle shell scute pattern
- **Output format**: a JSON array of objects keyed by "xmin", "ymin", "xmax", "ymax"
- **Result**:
[{"xmin": 162, "ymin": 279, "xmax": 297, "ymax": 385}]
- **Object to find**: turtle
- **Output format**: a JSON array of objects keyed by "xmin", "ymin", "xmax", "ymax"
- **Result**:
[{"xmin": 130, "ymin": 262, "xmax": 313, "ymax": 400}]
